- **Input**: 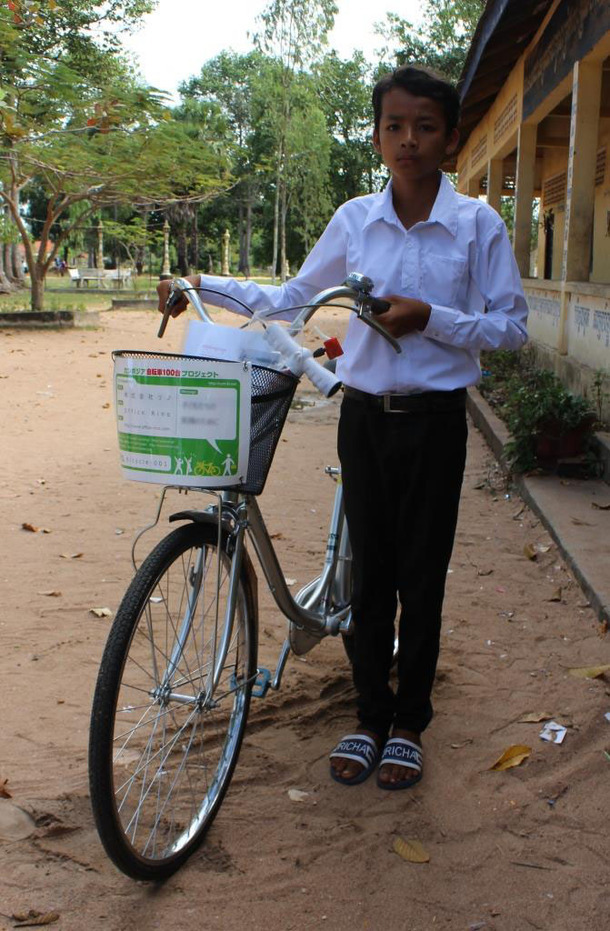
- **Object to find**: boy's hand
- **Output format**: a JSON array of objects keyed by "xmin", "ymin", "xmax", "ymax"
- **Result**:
[
  {"xmin": 376, "ymin": 295, "xmax": 431, "ymax": 338},
  {"xmin": 157, "ymin": 278, "xmax": 188, "ymax": 317}
]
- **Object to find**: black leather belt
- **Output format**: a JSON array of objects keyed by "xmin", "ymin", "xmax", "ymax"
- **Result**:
[{"xmin": 343, "ymin": 385, "xmax": 467, "ymax": 413}]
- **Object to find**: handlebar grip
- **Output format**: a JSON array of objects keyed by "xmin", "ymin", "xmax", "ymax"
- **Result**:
[
  {"xmin": 367, "ymin": 297, "xmax": 391, "ymax": 314},
  {"xmin": 264, "ymin": 323, "xmax": 342, "ymax": 397},
  {"xmin": 302, "ymin": 355, "xmax": 342, "ymax": 397}
]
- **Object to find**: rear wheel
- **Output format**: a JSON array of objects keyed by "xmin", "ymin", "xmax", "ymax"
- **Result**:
[{"xmin": 89, "ymin": 521, "xmax": 256, "ymax": 881}]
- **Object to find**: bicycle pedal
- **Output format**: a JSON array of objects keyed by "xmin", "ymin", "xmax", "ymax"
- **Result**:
[{"xmin": 252, "ymin": 668, "xmax": 271, "ymax": 698}]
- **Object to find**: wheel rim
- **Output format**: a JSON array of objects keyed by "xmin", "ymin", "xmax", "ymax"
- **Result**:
[{"xmin": 110, "ymin": 540, "xmax": 250, "ymax": 864}]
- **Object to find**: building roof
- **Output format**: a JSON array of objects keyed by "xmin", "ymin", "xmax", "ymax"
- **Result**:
[{"xmin": 457, "ymin": 0, "xmax": 555, "ymax": 150}]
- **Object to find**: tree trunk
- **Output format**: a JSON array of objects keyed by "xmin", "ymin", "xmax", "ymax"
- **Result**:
[
  {"xmin": 0, "ymin": 244, "xmax": 12, "ymax": 293},
  {"xmin": 30, "ymin": 266, "xmax": 45, "ymax": 311},
  {"xmin": 177, "ymin": 221, "xmax": 189, "ymax": 276},
  {"xmin": 190, "ymin": 208, "xmax": 199, "ymax": 271},
  {"xmin": 244, "ymin": 199, "xmax": 252, "ymax": 279},
  {"xmin": 238, "ymin": 201, "xmax": 247, "ymax": 275},
  {"xmin": 271, "ymin": 165, "xmax": 281, "ymax": 284},
  {"xmin": 280, "ymin": 179, "xmax": 288, "ymax": 284},
  {"xmin": 11, "ymin": 243, "xmax": 24, "ymax": 283}
]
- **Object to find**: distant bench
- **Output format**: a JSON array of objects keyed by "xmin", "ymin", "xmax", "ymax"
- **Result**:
[{"xmin": 69, "ymin": 267, "xmax": 133, "ymax": 288}]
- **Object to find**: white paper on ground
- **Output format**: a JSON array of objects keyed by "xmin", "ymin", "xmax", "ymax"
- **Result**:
[{"xmin": 539, "ymin": 720, "xmax": 567, "ymax": 744}]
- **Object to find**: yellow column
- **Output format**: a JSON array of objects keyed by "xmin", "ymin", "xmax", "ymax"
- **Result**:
[
  {"xmin": 467, "ymin": 177, "xmax": 479, "ymax": 197},
  {"xmin": 486, "ymin": 158, "xmax": 503, "ymax": 214},
  {"xmin": 562, "ymin": 59, "xmax": 603, "ymax": 282},
  {"xmin": 513, "ymin": 123, "xmax": 537, "ymax": 277}
]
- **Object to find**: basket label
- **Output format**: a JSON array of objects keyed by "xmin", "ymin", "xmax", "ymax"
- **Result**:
[{"xmin": 114, "ymin": 356, "xmax": 251, "ymax": 487}]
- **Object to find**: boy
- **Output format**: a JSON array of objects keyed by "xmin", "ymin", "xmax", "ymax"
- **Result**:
[{"xmin": 158, "ymin": 65, "xmax": 528, "ymax": 790}]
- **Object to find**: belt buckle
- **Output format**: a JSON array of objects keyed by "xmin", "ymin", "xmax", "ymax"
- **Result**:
[{"xmin": 383, "ymin": 395, "xmax": 407, "ymax": 414}]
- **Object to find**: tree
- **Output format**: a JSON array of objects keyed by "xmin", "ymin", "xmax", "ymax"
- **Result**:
[
  {"xmin": 0, "ymin": 4, "xmax": 231, "ymax": 309},
  {"xmin": 316, "ymin": 52, "xmax": 380, "ymax": 204},
  {"xmin": 254, "ymin": 0, "xmax": 338, "ymax": 281},
  {"xmin": 374, "ymin": 0, "xmax": 485, "ymax": 82}
]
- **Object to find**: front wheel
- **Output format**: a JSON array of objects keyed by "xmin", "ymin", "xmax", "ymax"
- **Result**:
[{"xmin": 89, "ymin": 521, "xmax": 257, "ymax": 881}]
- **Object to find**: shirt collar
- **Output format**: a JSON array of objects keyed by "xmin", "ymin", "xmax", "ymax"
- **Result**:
[{"xmin": 363, "ymin": 171, "xmax": 459, "ymax": 237}]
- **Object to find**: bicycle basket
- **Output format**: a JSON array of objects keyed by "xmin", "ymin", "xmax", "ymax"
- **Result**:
[{"xmin": 113, "ymin": 350, "xmax": 297, "ymax": 495}]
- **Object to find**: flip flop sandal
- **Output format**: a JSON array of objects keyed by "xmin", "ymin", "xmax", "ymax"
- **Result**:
[
  {"xmin": 376, "ymin": 737, "xmax": 423, "ymax": 790},
  {"xmin": 329, "ymin": 733, "xmax": 380, "ymax": 786}
]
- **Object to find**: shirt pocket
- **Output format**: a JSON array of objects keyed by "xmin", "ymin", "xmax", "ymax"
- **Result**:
[{"xmin": 420, "ymin": 252, "xmax": 467, "ymax": 307}]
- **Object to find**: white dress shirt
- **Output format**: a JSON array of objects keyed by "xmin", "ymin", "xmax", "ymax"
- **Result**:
[{"xmin": 196, "ymin": 172, "xmax": 528, "ymax": 394}]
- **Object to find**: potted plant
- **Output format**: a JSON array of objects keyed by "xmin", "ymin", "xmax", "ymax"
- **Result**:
[{"xmin": 501, "ymin": 368, "xmax": 597, "ymax": 472}]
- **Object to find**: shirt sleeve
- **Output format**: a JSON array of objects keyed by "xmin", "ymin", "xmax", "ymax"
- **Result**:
[
  {"xmin": 195, "ymin": 210, "xmax": 348, "ymax": 321},
  {"xmin": 423, "ymin": 219, "xmax": 528, "ymax": 352}
]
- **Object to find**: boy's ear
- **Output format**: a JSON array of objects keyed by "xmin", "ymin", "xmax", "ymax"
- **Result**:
[
  {"xmin": 445, "ymin": 128, "xmax": 459, "ymax": 156},
  {"xmin": 372, "ymin": 128, "xmax": 381, "ymax": 153}
]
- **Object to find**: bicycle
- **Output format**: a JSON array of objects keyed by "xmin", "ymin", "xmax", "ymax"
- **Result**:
[{"xmin": 88, "ymin": 272, "xmax": 400, "ymax": 881}]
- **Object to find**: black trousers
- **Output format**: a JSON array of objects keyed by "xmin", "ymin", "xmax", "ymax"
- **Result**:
[{"xmin": 337, "ymin": 393, "xmax": 468, "ymax": 739}]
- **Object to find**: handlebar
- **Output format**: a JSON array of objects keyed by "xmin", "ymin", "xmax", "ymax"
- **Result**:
[{"xmin": 157, "ymin": 273, "xmax": 402, "ymax": 398}]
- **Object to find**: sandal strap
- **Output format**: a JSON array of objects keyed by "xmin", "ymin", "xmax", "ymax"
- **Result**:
[
  {"xmin": 329, "ymin": 733, "xmax": 378, "ymax": 766},
  {"xmin": 379, "ymin": 737, "xmax": 423, "ymax": 771}
]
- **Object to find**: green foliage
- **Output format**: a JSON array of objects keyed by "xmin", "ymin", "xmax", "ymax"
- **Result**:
[{"xmin": 374, "ymin": 0, "xmax": 485, "ymax": 81}]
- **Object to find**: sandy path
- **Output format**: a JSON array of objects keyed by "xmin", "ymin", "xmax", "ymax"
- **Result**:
[{"xmin": 1, "ymin": 309, "xmax": 609, "ymax": 931}]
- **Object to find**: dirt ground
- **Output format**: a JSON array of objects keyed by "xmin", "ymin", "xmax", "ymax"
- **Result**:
[{"xmin": 1, "ymin": 308, "xmax": 609, "ymax": 931}]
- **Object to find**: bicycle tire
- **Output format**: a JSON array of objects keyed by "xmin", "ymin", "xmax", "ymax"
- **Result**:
[{"xmin": 89, "ymin": 521, "xmax": 257, "ymax": 881}]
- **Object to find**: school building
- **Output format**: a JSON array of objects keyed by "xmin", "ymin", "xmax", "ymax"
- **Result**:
[{"xmin": 455, "ymin": 0, "xmax": 610, "ymax": 413}]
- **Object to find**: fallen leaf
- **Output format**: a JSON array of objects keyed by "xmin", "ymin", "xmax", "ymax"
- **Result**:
[
  {"xmin": 489, "ymin": 745, "xmax": 531, "ymax": 772},
  {"xmin": 288, "ymin": 789, "xmax": 309, "ymax": 803},
  {"xmin": 270, "ymin": 532, "xmax": 284, "ymax": 540},
  {"xmin": 37, "ymin": 591, "xmax": 61, "ymax": 597},
  {"xmin": 22, "ymin": 523, "xmax": 51, "ymax": 534},
  {"xmin": 568, "ymin": 664, "xmax": 610, "ymax": 680},
  {"xmin": 591, "ymin": 502, "xmax": 610, "ymax": 510},
  {"xmin": 548, "ymin": 587, "xmax": 563, "ymax": 602},
  {"xmin": 518, "ymin": 712, "xmax": 553, "ymax": 724},
  {"xmin": 393, "ymin": 837, "xmax": 430, "ymax": 863},
  {"xmin": 477, "ymin": 567, "xmax": 494, "ymax": 576},
  {"xmin": 571, "ymin": 516, "xmax": 594, "ymax": 526},
  {"xmin": 495, "ymin": 586, "xmax": 506, "ymax": 593},
  {"xmin": 90, "ymin": 607, "xmax": 112, "ymax": 618},
  {"xmin": 102, "ymin": 402, "xmax": 110, "ymax": 409},
  {"xmin": 12, "ymin": 911, "xmax": 60, "ymax": 928},
  {"xmin": 523, "ymin": 543, "xmax": 537, "ymax": 560},
  {"xmin": 537, "ymin": 544, "xmax": 552, "ymax": 554},
  {"xmin": 59, "ymin": 552, "xmax": 83, "ymax": 559},
  {"xmin": 0, "ymin": 778, "xmax": 12, "ymax": 798}
]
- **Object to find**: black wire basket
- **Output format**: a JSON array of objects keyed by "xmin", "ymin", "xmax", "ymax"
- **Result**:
[{"xmin": 113, "ymin": 351, "xmax": 298, "ymax": 496}]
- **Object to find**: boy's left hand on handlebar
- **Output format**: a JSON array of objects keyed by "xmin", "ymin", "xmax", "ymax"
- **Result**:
[{"xmin": 375, "ymin": 295, "xmax": 431, "ymax": 338}]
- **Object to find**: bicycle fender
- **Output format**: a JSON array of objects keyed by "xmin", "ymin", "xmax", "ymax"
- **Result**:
[{"xmin": 168, "ymin": 509, "xmax": 259, "ymax": 641}]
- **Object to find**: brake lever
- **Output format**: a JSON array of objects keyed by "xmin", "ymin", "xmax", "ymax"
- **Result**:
[
  {"xmin": 157, "ymin": 280, "xmax": 179, "ymax": 338},
  {"xmin": 357, "ymin": 303, "xmax": 402, "ymax": 354}
]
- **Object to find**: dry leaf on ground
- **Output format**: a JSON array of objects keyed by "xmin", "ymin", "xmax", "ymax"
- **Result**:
[
  {"xmin": 548, "ymin": 587, "xmax": 563, "ymax": 602},
  {"xmin": 489, "ymin": 745, "xmax": 531, "ymax": 771},
  {"xmin": 393, "ymin": 837, "xmax": 430, "ymax": 863},
  {"xmin": 89, "ymin": 607, "xmax": 112, "ymax": 618},
  {"xmin": 288, "ymin": 789, "xmax": 309, "ymax": 803},
  {"xmin": 22, "ymin": 523, "xmax": 51, "ymax": 534},
  {"xmin": 568, "ymin": 664, "xmax": 610, "ymax": 679},
  {"xmin": 523, "ymin": 543, "xmax": 537, "ymax": 560},
  {"xmin": 37, "ymin": 591, "xmax": 61, "ymax": 597},
  {"xmin": 59, "ymin": 552, "xmax": 83, "ymax": 559},
  {"xmin": 0, "ymin": 778, "xmax": 12, "ymax": 798},
  {"xmin": 591, "ymin": 502, "xmax": 610, "ymax": 510},
  {"xmin": 571, "ymin": 516, "xmax": 594, "ymax": 526},
  {"xmin": 518, "ymin": 711, "xmax": 553, "ymax": 723},
  {"xmin": 12, "ymin": 912, "xmax": 60, "ymax": 928}
]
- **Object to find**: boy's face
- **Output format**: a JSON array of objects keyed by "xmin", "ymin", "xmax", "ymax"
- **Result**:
[{"xmin": 373, "ymin": 87, "xmax": 459, "ymax": 183}]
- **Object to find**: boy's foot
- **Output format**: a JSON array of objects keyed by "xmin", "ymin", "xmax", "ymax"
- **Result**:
[
  {"xmin": 377, "ymin": 729, "xmax": 422, "ymax": 789},
  {"xmin": 329, "ymin": 729, "xmax": 383, "ymax": 785}
]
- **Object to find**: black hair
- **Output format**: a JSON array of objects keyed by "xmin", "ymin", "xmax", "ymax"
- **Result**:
[{"xmin": 372, "ymin": 64, "xmax": 461, "ymax": 135}]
